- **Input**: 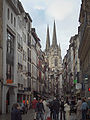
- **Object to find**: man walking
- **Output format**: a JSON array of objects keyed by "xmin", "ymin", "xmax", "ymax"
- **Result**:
[
  {"xmin": 81, "ymin": 98, "xmax": 88, "ymax": 120},
  {"xmin": 60, "ymin": 97, "xmax": 65, "ymax": 120},
  {"xmin": 36, "ymin": 98, "xmax": 45, "ymax": 120},
  {"xmin": 52, "ymin": 97, "xmax": 60, "ymax": 120}
]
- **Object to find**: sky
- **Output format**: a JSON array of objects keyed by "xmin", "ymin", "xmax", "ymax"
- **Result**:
[{"xmin": 20, "ymin": 0, "xmax": 81, "ymax": 59}]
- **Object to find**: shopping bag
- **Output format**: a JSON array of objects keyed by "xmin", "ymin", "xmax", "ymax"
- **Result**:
[{"xmin": 46, "ymin": 117, "xmax": 51, "ymax": 120}]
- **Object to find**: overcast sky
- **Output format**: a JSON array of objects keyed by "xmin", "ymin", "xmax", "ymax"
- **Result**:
[{"xmin": 20, "ymin": 0, "xmax": 81, "ymax": 59}]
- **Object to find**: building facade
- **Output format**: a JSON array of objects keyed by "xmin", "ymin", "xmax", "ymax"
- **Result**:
[
  {"xmin": 62, "ymin": 34, "xmax": 81, "ymax": 98},
  {"xmin": 0, "ymin": 0, "xmax": 3, "ymax": 114},
  {"xmin": 79, "ymin": 0, "xmax": 90, "ymax": 98}
]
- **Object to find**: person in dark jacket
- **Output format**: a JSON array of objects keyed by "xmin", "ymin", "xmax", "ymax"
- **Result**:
[
  {"xmin": 11, "ymin": 103, "xmax": 22, "ymax": 120},
  {"xmin": 36, "ymin": 98, "xmax": 45, "ymax": 120},
  {"xmin": 60, "ymin": 97, "xmax": 65, "ymax": 120},
  {"xmin": 49, "ymin": 100, "xmax": 54, "ymax": 120},
  {"xmin": 52, "ymin": 97, "xmax": 60, "ymax": 120}
]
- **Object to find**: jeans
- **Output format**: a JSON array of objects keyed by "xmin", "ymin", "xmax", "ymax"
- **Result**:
[
  {"xmin": 53, "ymin": 111, "xmax": 59, "ymax": 120},
  {"xmin": 60, "ymin": 110, "xmax": 65, "ymax": 120},
  {"xmin": 37, "ymin": 112, "xmax": 44, "ymax": 120},
  {"xmin": 82, "ymin": 110, "xmax": 87, "ymax": 120}
]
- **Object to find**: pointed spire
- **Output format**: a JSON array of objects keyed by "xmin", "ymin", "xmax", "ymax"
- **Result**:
[
  {"xmin": 46, "ymin": 25, "xmax": 50, "ymax": 51},
  {"xmin": 52, "ymin": 20, "xmax": 57, "ymax": 47},
  {"xmin": 59, "ymin": 43, "xmax": 61, "ymax": 51}
]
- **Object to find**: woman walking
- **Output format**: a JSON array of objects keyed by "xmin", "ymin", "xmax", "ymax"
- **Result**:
[
  {"xmin": 76, "ymin": 97, "xmax": 82, "ymax": 120},
  {"xmin": 64, "ymin": 102, "xmax": 70, "ymax": 120}
]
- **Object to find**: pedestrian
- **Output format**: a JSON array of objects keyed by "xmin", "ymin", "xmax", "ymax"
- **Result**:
[
  {"xmin": 32, "ymin": 98, "xmax": 38, "ymax": 120},
  {"xmin": 64, "ymin": 101, "xmax": 70, "ymax": 120},
  {"xmin": 32, "ymin": 98, "xmax": 38, "ymax": 109},
  {"xmin": 52, "ymin": 97, "xmax": 60, "ymax": 120},
  {"xmin": 81, "ymin": 98, "xmax": 88, "ymax": 120},
  {"xmin": 76, "ymin": 97, "xmax": 82, "ymax": 120},
  {"xmin": 43, "ymin": 98, "xmax": 50, "ymax": 120},
  {"xmin": 36, "ymin": 98, "xmax": 45, "ymax": 120},
  {"xmin": 60, "ymin": 97, "xmax": 65, "ymax": 120},
  {"xmin": 49, "ymin": 99, "xmax": 54, "ymax": 120},
  {"xmin": 11, "ymin": 103, "xmax": 22, "ymax": 120},
  {"xmin": 87, "ymin": 97, "xmax": 90, "ymax": 119}
]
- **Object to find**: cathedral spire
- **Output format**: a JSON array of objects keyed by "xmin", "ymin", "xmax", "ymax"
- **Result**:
[
  {"xmin": 46, "ymin": 25, "xmax": 50, "ymax": 51},
  {"xmin": 52, "ymin": 20, "xmax": 57, "ymax": 47}
]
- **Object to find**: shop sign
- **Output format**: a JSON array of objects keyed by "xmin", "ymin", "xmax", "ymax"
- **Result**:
[
  {"xmin": 76, "ymin": 83, "xmax": 82, "ymax": 89},
  {"xmin": 7, "ymin": 79, "xmax": 13, "ymax": 83}
]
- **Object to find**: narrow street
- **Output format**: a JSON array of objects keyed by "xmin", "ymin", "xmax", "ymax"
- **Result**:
[{"xmin": 0, "ymin": 109, "xmax": 76, "ymax": 120}]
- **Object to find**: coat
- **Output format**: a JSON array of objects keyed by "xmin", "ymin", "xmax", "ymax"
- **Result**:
[
  {"xmin": 32, "ymin": 99, "xmax": 38, "ymax": 109},
  {"xmin": 11, "ymin": 108, "xmax": 22, "ymax": 120},
  {"xmin": 64, "ymin": 103, "xmax": 70, "ymax": 120}
]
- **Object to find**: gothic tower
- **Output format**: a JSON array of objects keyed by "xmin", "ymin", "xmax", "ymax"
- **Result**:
[
  {"xmin": 46, "ymin": 25, "xmax": 50, "ymax": 52},
  {"xmin": 45, "ymin": 21, "xmax": 62, "ymax": 96}
]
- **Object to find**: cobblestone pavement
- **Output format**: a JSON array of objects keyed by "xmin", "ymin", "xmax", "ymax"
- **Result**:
[
  {"xmin": 0, "ymin": 109, "xmax": 76, "ymax": 120},
  {"xmin": 0, "ymin": 109, "xmax": 34, "ymax": 120}
]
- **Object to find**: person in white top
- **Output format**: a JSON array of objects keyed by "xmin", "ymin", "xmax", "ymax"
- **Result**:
[
  {"xmin": 64, "ymin": 102, "xmax": 70, "ymax": 120},
  {"xmin": 43, "ymin": 99, "xmax": 50, "ymax": 120}
]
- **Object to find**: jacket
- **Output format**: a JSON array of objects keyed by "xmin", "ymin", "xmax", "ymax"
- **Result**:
[
  {"xmin": 11, "ymin": 108, "xmax": 22, "ymax": 120},
  {"xmin": 36, "ymin": 102, "xmax": 45, "ymax": 113},
  {"xmin": 81, "ymin": 102, "xmax": 88, "ymax": 111},
  {"xmin": 52, "ymin": 99, "xmax": 60, "ymax": 112},
  {"xmin": 32, "ymin": 99, "xmax": 38, "ymax": 109}
]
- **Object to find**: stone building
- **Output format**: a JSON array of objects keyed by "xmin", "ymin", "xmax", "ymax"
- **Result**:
[
  {"xmin": 79, "ymin": 0, "xmax": 90, "ymax": 98},
  {"xmin": 62, "ymin": 34, "xmax": 81, "ymax": 98},
  {"xmin": 17, "ymin": 9, "xmax": 32, "ymax": 103},
  {"xmin": 0, "ymin": 0, "xmax": 3, "ymax": 114},
  {"xmin": 1, "ymin": 0, "xmax": 20, "ymax": 114},
  {"xmin": 45, "ymin": 21, "xmax": 62, "ymax": 97},
  {"xmin": 0, "ymin": 0, "xmax": 33, "ymax": 114}
]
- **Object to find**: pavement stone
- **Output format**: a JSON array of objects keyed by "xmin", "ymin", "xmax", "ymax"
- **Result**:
[
  {"xmin": 0, "ymin": 109, "xmax": 76, "ymax": 120},
  {"xmin": 0, "ymin": 109, "xmax": 34, "ymax": 120}
]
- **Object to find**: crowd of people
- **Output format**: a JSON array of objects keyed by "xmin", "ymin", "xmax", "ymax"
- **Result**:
[{"xmin": 11, "ymin": 96, "xmax": 90, "ymax": 120}]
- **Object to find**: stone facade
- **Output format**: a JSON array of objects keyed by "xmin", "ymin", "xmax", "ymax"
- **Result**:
[
  {"xmin": 0, "ymin": 0, "xmax": 3, "ymax": 114},
  {"xmin": 62, "ymin": 34, "xmax": 81, "ymax": 98},
  {"xmin": 79, "ymin": 0, "xmax": 90, "ymax": 98},
  {"xmin": 45, "ymin": 21, "xmax": 62, "ymax": 97}
]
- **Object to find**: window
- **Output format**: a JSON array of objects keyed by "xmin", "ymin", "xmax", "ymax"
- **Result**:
[
  {"xmin": 23, "ymin": 50, "xmax": 26, "ymax": 61},
  {"xmin": 7, "ymin": 31, "xmax": 14, "ymax": 54},
  {"xmin": 7, "ymin": 8, "xmax": 10, "ymax": 20},
  {"xmin": 55, "ymin": 58, "xmax": 58, "ymax": 66},
  {"xmin": 23, "ymin": 33, "xmax": 26, "ymax": 43},
  {"xmin": 6, "ymin": 63, "xmax": 13, "ymax": 80},
  {"xmin": 11, "ymin": 13, "xmax": 13, "ymax": 24},
  {"xmin": 14, "ymin": 17, "xmax": 16, "ymax": 27}
]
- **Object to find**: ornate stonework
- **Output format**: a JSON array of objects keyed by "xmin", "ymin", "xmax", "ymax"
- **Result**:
[{"xmin": 45, "ymin": 21, "xmax": 62, "ymax": 72}]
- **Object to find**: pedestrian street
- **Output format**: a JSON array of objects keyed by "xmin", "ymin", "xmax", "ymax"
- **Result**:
[{"xmin": 0, "ymin": 109, "xmax": 76, "ymax": 120}]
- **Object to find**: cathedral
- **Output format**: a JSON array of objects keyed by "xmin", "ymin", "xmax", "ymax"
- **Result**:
[{"xmin": 45, "ymin": 21, "xmax": 63, "ymax": 96}]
